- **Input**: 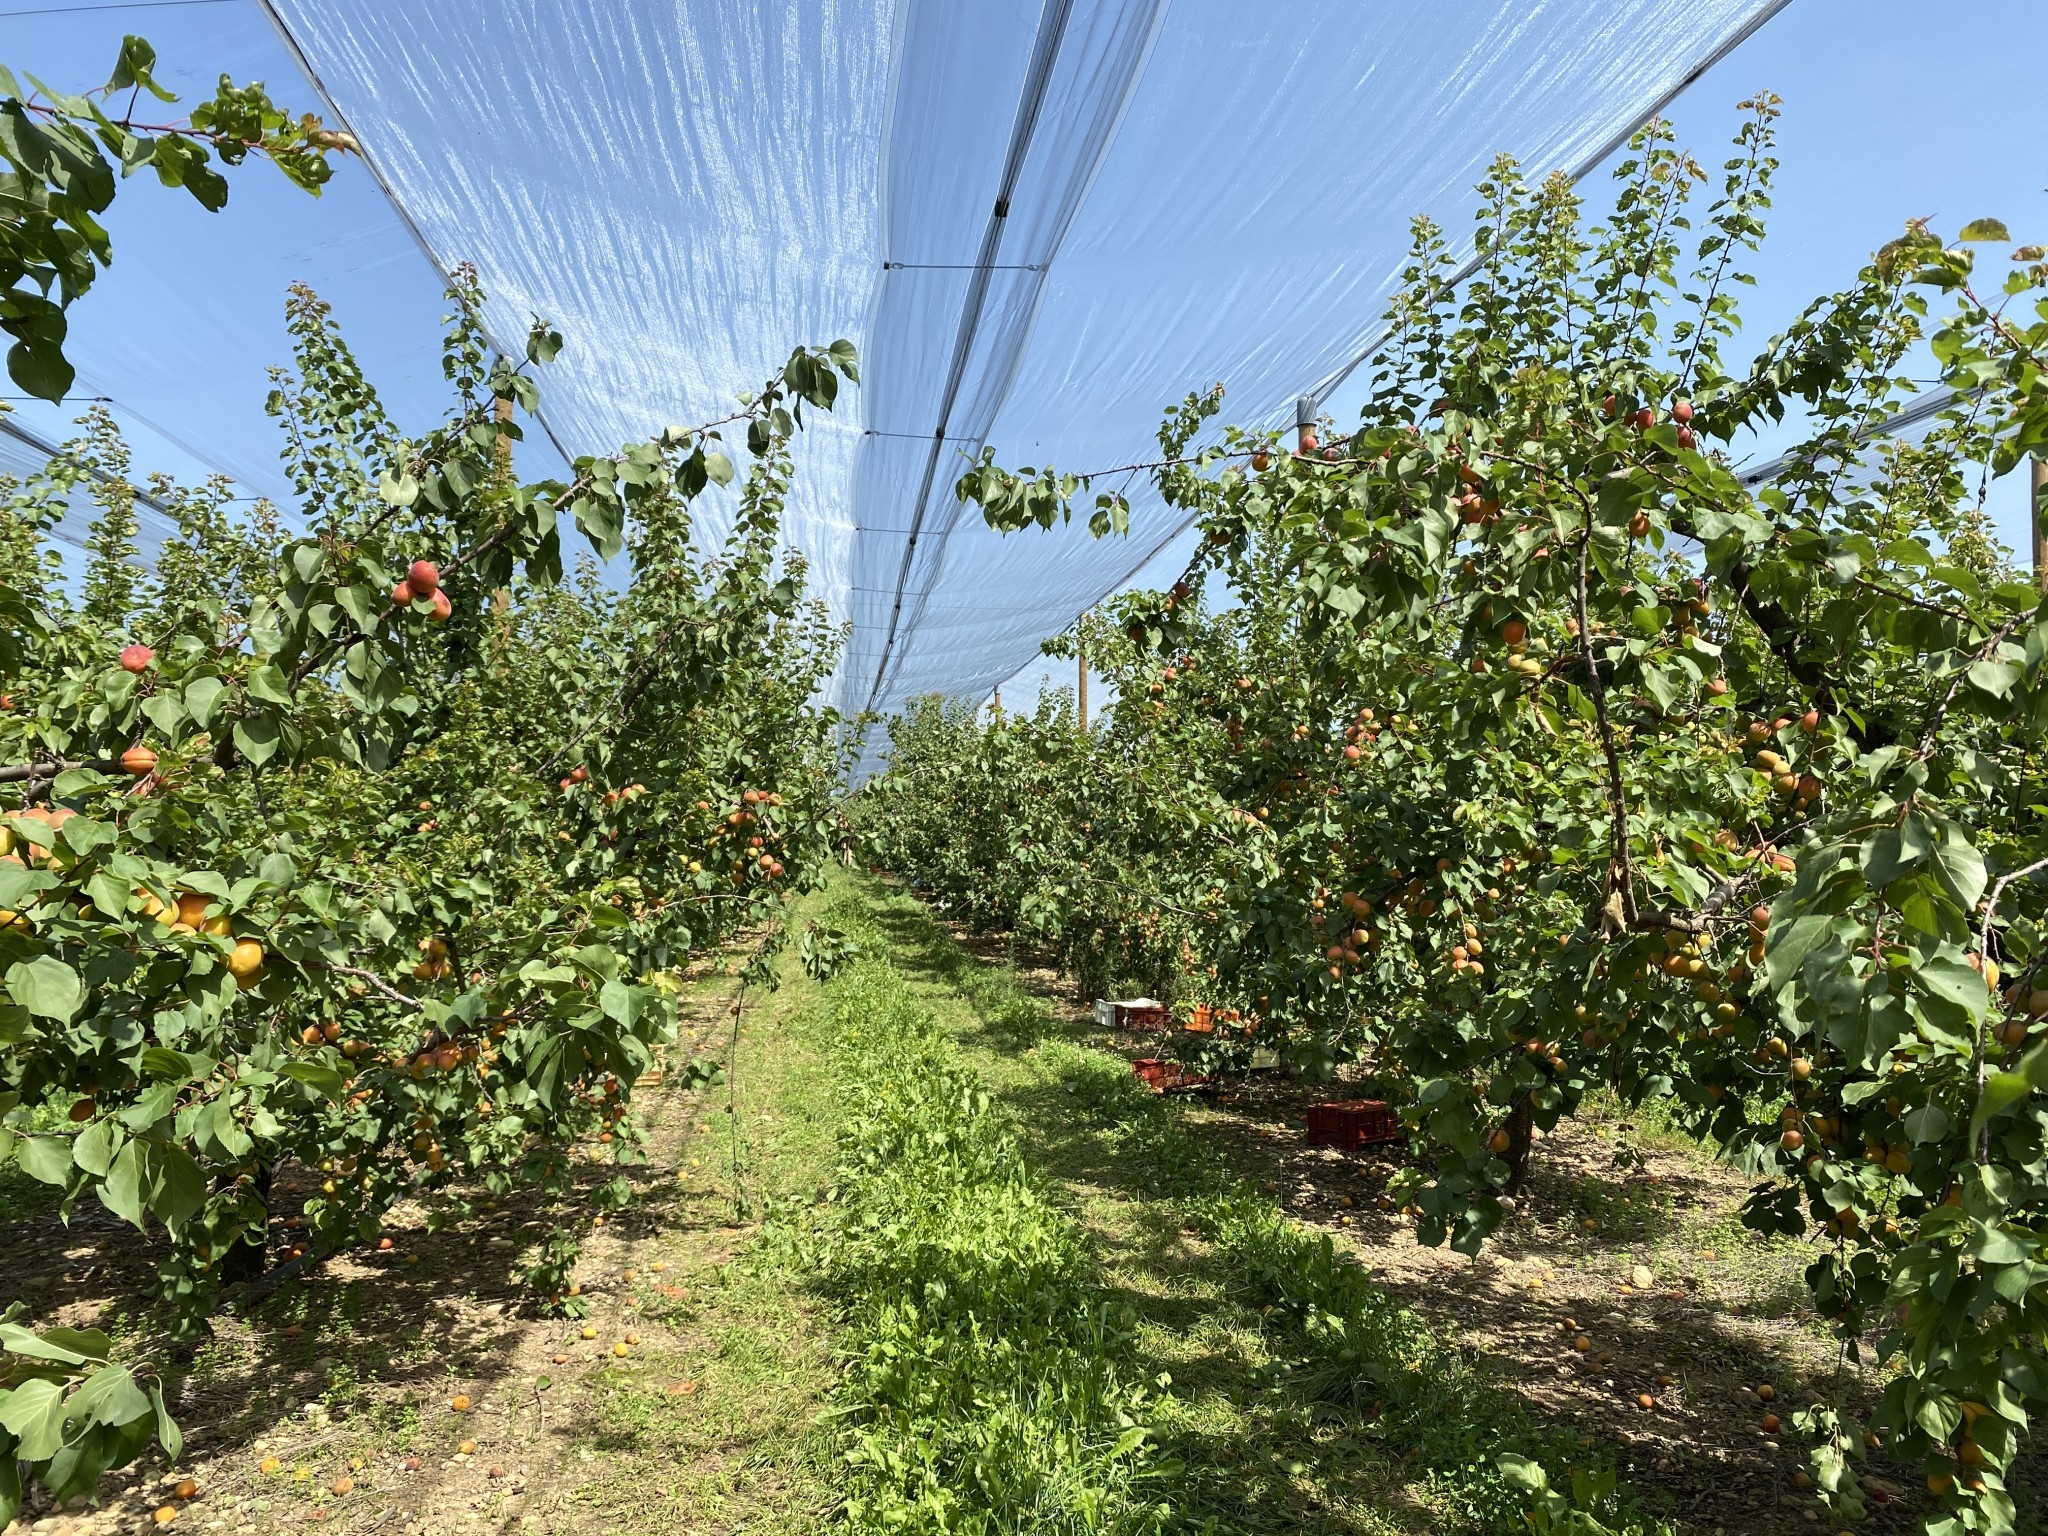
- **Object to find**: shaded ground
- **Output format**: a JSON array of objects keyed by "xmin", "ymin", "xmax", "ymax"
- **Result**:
[
  {"xmin": 3, "ymin": 942, "xmax": 839, "ymax": 1536},
  {"xmin": 861, "ymin": 879, "xmax": 2011, "ymax": 1536}
]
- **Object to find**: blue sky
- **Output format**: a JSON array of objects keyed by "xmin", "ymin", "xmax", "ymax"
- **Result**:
[
  {"xmin": 1000, "ymin": 0, "xmax": 2048, "ymax": 711},
  {"xmin": 3, "ymin": 1, "xmax": 2044, "ymax": 709}
]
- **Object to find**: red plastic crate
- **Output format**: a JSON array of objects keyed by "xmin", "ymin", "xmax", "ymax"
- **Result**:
[
  {"xmin": 1131, "ymin": 1058, "xmax": 1213, "ymax": 1095},
  {"xmin": 1305, "ymin": 1099, "xmax": 1404, "ymax": 1149}
]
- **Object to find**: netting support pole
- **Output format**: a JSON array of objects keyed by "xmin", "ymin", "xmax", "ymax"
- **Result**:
[
  {"xmin": 1078, "ymin": 635, "xmax": 1089, "ymax": 734},
  {"xmin": 992, "ymin": 687, "xmax": 1003, "ymax": 723},
  {"xmin": 1295, "ymin": 395, "xmax": 1316, "ymax": 453},
  {"xmin": 2033, "ymin": 457, "xmax": 2048, "ymax": 596}
]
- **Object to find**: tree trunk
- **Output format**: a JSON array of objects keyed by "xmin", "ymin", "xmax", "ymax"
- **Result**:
[
  {"xmin": 216, "ymin": 1161, "xmax": 273, "ymax": 1285},
  {"xmin": 1503, "ymin": 1098, "xmax": 1535, "ymax": 1197}
]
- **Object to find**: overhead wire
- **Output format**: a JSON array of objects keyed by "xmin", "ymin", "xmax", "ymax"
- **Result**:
[
  {"xmin": 862, "ymin": 0, "xmax": 1081, "ymax": 713},
  {"xmin": 912, "ymin": 0, "xmax": 1801, "ymax": 722}
]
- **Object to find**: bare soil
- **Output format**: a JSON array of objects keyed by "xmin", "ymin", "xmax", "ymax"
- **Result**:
[{"xmin": 2, "ymin": 963, "xmax": 832, "ymax": 1536}]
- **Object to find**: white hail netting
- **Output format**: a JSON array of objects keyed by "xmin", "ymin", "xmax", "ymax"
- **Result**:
[{"xmin": 17, "ymin": 0, "xmax": 1785, "ymax": 751}]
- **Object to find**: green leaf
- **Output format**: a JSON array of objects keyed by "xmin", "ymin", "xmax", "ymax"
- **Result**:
[
  {"xmin": 12, "ymin": 1133, "xmax": 70, "ymax": 1187},
  {"xmin": 105, "ymin": 35, "xmax": 176, "ymax": 102},
  {"xmin": 278, "ymin": 1061, "xmax": 344, "ymax": 1098},
  {"xmin": 100, "ymin": 1140, "xmax": 145, "ymax": 1228},
  {"xmin": 0, "ymin": 1447, "xmax": 19, "ymax": 1530},
  {"xmin": 0, "ymin": 863, "xmax": 56, "ymax": 910},
  {"xmin": 148, "ymin": 1145, "xmax": 206, "ymax": 1229},
  {"xmin": 66, "ymin": 1361, "xmax": 151, "ymax": 1429},
  {"xmin": 245, "ymin": 664, "xmax": 291, "ymax": 706},
  {"xmin": 1974, "ymin": 1071, "xmax": 2034, "ymax": 1138},
  {"xmin": 378, "ymin": 469, "xmax": 420, "ymax": 507},
  {"xmin": 1918, "ymin": 953, "xmax": 1990, "ymax": 1026},
  {"xmin": 0, "ymin": 1378, "xmax": 66, "ymax": 1460},
  {"xmin": 182, "ymin": 676, "xmax": 226, "ymax": 728},
  {"xmin": 0, "ymin": 1322, "xmax": 104, "ymax": 1365},
  {"xmin": 233, "ymin": 716, "xmax": 280, "ymax": 769},
  {"xmin": 1930, "ymin": 824, "xmax": 1988, "ymax": 912},
  {"xmin": 7, "ymin": 329, "xmax": 76, "ymax": 404},
  {"xmin": 1959, "ymin": 218, "xmax": 2012, "ymax": 243},
  {"xmin": 148, "ymin": 1378, "xmax": 182, "ymax": 1463},
  {"xmin": 598, "ymin": 978, "xmax": 643, "ymax": 1027},
  {"xmin": 70, "ymin": 1117, "xmax": 116, "ymax": 1178},
  {"xmin": 4, "ymin": 957, "xmax": 82, "ymax": 1022}
]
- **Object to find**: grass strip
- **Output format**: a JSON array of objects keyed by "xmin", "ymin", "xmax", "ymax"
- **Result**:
[
  {"xmin": 838, "ymin": 878, "xmax": 1675, "ymax": 1536},
  {"xmin": 821, "ymin": 954, "xmax": 1173, "ymax": 1534}
]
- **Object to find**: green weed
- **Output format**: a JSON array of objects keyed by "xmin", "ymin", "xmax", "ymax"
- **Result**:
[{"xmin": 822, "ymin": 959, "xmax": 1172, "ymax": 1534}]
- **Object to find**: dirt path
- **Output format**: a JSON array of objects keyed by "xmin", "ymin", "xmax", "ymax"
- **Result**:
[{"xmin": 4, "ymin": 945, "xmax": 840, "ymax": 1536}]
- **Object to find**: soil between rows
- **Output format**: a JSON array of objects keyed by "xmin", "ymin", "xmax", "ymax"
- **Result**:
[
  {"xmin": 882, "ymin": 887, "xmax": 2045, "ymax": 1536},
  {"xmin": 2, "ymin": 944, "xmax": 838, "ymax": 1536}
]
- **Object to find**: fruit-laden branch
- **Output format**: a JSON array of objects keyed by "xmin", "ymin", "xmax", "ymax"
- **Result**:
[
  {"xmin": 1973, "ymin": 854, "xmax": 2048, "ymax": 1162},
  {"xmin": 0, "ymin": 756, "xmax": 125, "ymax": 783},
  {"xmin": 1572, "ymin": 507, "xmax": 1636, "ymax": 934}
]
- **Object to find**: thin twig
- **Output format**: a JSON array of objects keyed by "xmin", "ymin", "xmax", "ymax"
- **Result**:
[{"xmin": 313, "ymin": 962, "xmax": 423, "ymax": 1011}]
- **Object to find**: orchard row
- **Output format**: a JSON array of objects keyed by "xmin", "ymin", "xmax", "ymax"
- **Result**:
[
  {"xmin": 0, "ymin": 39, "xmax": 857, "ymax": 1522},
  {"xmin": 867, "ymin": 105, "xmax": 2048, "ymax": 1536}
]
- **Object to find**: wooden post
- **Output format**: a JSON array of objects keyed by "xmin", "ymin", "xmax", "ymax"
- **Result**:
[
  {"xmin": 991, "ymin": 688, "xmax": 1002, "ymax": 723},
  {"xmin": 1077, "ymin": 638, "xmax": 1089, "ymax": 733},
  {"xmin": 492, "ymin": 394, "xmax": 516, "ymax": 612},
  {"xmin": 2034, "ymin": 457, "xmax": 2048, "ymax": 596}
]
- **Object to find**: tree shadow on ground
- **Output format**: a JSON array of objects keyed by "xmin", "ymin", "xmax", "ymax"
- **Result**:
[
  {"xmin": 850, "ymin": 883, "xmax": 1986, "ymax": 1536},
  {"xmin": 0, "ymin": 990, "xmax": 745, "ymax": 1533}
]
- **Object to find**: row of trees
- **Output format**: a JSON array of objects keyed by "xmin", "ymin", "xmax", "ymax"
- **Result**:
[
  {"xmin": 1, "ymin": 39, "xmax": 856, "ymax": 1520},
  {"xmin": 865, "ymin": 100, "xmax": 2048, "ymax": 1536}
]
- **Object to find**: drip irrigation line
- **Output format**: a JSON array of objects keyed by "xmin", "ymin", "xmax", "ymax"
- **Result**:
[{"xmin": 862, "ymin": 0, "xmax": 1080, "ymax": 714}]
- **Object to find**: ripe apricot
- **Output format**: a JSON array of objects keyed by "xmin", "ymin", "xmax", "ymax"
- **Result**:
[
  {"xmin": 172, "ymin": 1478, "xmax": 198, "ymax": 1500},
  {"xmin": 226, "ymin": 939, "xmax": 266, "ymax": 986},
  {"xmin": 1761, "ymin": 1413, "xmax": 1780, "ymax": 1433},
  {"xmin": 450, "ymin": 1393, "xmax": 471, "ymax": 1412}
]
